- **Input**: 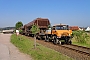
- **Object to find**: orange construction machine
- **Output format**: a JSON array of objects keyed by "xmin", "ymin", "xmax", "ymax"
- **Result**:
[{"xmin": 45, "ymin": 24, "xmax": 73, "ymax": 45}]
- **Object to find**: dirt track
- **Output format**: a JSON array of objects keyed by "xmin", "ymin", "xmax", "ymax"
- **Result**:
[{"xmin": 0, "ymin": 34, "xmax": 32, "ymax": 60}]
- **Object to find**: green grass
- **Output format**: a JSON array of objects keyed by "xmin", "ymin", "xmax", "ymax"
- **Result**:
[{"xmin": 11, "ymin": 34, "xmax": 73, "ymax": 60}]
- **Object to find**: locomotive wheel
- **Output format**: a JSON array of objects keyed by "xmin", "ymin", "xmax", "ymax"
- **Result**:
[
  {"xmin": 53, "ymin": 36, "xmax": 58, "ymax": 45},
  {"xmin": 69, "ymin": 40, "xmax": 72, "ymax": 45}
]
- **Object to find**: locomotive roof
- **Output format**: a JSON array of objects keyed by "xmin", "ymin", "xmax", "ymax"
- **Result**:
[{"xmin": 53, "ymin": 24, "xmax": 68, "ymax": 27}]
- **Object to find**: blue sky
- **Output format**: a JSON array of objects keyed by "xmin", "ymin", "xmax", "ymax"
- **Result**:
[{"xmin": 0, "ymin": 0, "xmax": 90, "ymax": 27}]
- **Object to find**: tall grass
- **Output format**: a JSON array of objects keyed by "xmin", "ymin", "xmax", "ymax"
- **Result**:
[
  {"xmin": 72, "ymin": 31, "xmax": 90, "ymax": 47},
  {"xmin": 11, "ymin": 34, "xmax": 73, "ymax": 60}
]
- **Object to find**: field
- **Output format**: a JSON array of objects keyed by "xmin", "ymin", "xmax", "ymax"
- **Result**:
[
  {"xmin": 72, "ymin": 31, "xmax": 90, "ymax": 48},
  {"xmin": 11, "ymin": 34, "xmax": 73, "ymax": 60}
]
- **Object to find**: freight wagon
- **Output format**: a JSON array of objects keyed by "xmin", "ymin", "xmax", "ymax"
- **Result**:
[{"xmin": 21, "ymin": 18, "xmax": 50, "ymax": 39}]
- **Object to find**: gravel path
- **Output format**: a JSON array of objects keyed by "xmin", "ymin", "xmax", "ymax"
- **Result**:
[{"xmin": 0, "ymin": 34, "xmax": 32, "ymax": 60}]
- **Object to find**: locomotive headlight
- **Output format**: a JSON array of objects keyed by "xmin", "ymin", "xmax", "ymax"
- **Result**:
[{"xmin": 69, "ymin": 34, "xmax": 71, "ymax": 36}]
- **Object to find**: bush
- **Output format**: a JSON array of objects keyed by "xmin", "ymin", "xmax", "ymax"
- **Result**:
[
  {"xmin": 19, "ymin": 29, "xmax": 23, "ymax": 34},
  {"xmin": 72, "ymin": 31, "xmax": 89, "ymax": 44}
]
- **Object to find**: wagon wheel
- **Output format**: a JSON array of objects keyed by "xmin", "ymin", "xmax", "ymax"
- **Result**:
[
  {"xmin": 45, "ymin": 35, "xmax": 49, "ymax": 42},
  {"xmin": 36, "ymin": 34, "xmax": 39, "ymax": 40}
]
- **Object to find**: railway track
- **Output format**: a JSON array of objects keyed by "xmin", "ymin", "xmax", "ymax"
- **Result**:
[
  {"xmin": 29, "ymin": 36, "xmax": 90, "ymax": 56},
  {"xmin": 40, "ymin": 40, "xmax": 90, "ymax": 56},
  {"xmin": 60, "ymin": 44, "xmax": 90, "ymax": 56},
  {"xmin": 48, "ymin": 41, "xmax": 90, "ymax": 56}
]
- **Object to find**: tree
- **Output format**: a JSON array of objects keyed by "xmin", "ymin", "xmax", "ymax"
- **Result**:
[
  {"xmin": 48, "ymin": 24, "xmax": 51, "ymax": 28},
  {"xmin": 15, "ymin": 21, "xmax": 23, "ymax": 29},
  {"xmin": 30, "ymin": 24, "xmax": 40, "ymax": 48}
]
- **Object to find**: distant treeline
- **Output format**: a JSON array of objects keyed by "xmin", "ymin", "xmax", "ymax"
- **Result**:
[{"xmin": 0, "ymin": 27, "xmax": 15, "ymax": 31}]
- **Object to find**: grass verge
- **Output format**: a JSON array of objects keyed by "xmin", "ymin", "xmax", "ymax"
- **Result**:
[
  {"xmin": 11, "ymin": 34, "xmax": 73, "ymax": 60},
  {"xmin": 72, "ymin": 37, "xmax": 90, "ymax": 48}
]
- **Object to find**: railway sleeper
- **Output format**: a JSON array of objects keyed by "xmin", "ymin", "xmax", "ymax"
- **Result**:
[{"xmin": 61, "ymin": 45, "xmax": 90, "ymax": 56}]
